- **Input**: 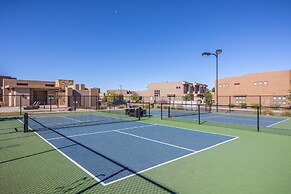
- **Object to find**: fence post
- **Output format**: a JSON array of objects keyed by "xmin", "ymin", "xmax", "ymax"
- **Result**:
[
  {"xmin": 257, "ymin": 106, "xmax": 260, "ymax": 132},
  {"xmin": 138, "ymin": 107, "xmax": 141, "ymax": 120},
  {"xmin": 168, "ymin": 106, "xmax": 170, "ymax": 118},
  {"xmin": 229, "ymin": 96, "xmax": 231, "ymax": 113},
  {"xmin": 161, "ymin": 103, "xmax": 163, "ymax": 120},
  {"xmin": 49, "ymin": 97, "xmax": 52, "ymax": 112},
  {"xmin": 259, "ymin": 95, "xmax": 262, "ymax": 115},
  {"xmin": 198, "ymin": 104, "xmax": 201, "ymax": 125},
  {"xmin": 19, "ymin": 95, "xmax": 22, "ymax": 115},
  {"xmin": 148, "ymin": 102, "xmax": 151, "ymax": 118}
]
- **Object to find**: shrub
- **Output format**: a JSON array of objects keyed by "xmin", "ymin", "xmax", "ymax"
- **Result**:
[
  {"xmin": 240, "ymin": 103, "xmax": 247, "ymax": 108},
  {"xmin": 228, "ymin": 103, "xmax": 235, "ymax": 108},
  {"xmin": 280, "ymin": 110, "xmax": 291, "ymax": 117},
  {"xmin": 262, "ymin": 108, "xmax": 274, "ymax": 116},
  {"xmin": 99, "ymin": 105, "xmax": 107, "ymax": 109},
  {"xmin": 118, "ymin": 105, "xmax": 126, "ymax": 109},
  {"xmin": 251, "ymin": 103, "xmax": 260, "ymax": 108}
]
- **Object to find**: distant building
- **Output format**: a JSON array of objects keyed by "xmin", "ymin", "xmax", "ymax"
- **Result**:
[
  {"xmin": 138, "ymin": 81, "xmax": 208, "ymax": 103},
  {"xmin": 0, "ymin": 76, "xmax": 16, "ymax": 103},
  {"xmin": 1, "ymin": 77, "xmax": 99, "ymax": 108},
  {"xmin": 217, "ymin": 70, "xmax": 291, "ymax": 106}
]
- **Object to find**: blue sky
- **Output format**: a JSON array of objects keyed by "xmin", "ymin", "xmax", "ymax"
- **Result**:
[{"xmin": 0, "ymin": 0, "xmax": 290, "ymax": 92}]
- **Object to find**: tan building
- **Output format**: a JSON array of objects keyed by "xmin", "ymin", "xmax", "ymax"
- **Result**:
[
  {"xmin": 217, "ymin": 70, "xmax": 291, "ymax": 106},
  {"xmin": 138, "ymin": 81, "xmax": 208, "ymax": 103},
  {"xmin": 1, "ymin": 77, "xmax": 99, "ymax": 108}
]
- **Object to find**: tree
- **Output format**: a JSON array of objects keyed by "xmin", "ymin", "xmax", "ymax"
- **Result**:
[
  {"xmin": 205, "ymin": 88, "xmax": 213, "ymax": 105},
  {"xmin": 211, "ymin": 87, "xmax": 215, "ymax": 92},
  {"xmin": 131, "ymin": 92, "xmax": 140, "ymax": 102},
  {"xmin": 183, "ymin": 94, "xmax": 191, "ymax": 101},
  {"xmin": 106, "ymin": 91, "xmax": 116, "ymax": 102}
]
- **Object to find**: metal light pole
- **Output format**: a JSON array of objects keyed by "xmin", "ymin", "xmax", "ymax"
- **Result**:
[{"xmin": 202, "ymin": 49, "xmax": 222, "ymax": 112}]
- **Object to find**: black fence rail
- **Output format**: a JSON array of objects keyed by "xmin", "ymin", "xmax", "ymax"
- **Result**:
[
  {"xmin": 161, "ymin": 103, "xmax": 291, "ymax": 136},
  {"xmin": 218, "ymin": 95, "xmax": 290, "ymax": 108},
  {"xmin": 0, "ymin": 94, "xmax": 154, "ymax": 115}
]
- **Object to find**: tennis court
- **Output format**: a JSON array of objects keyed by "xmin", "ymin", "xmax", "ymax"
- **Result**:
[
  {"xmin": 26, "ymin": 113, "xmax": 237, "ymax": 185},
  {"xmin": 152, "ymin": 109, "xmax": 288, "ymax": 127}
]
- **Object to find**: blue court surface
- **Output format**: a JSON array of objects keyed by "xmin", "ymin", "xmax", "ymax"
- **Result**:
[
  {"xmin": 28, "ymin": 114, "xmax": 237, "ymax": 185},
  {"xmin": 151, "ymin": 110, "xmax": 287, "ymax": 127}
]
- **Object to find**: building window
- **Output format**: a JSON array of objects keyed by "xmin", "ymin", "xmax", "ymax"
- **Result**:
[
  {"xmin": 263, "ymin": 81, "xmax": 268, "ymax": 85},
  {"xmin": 235, "ymin": 96, "xmax": 246, "ymax": 104},
  {"xmin": 17, "ymin": 83, "xmax": 28, "ymax": 86},
  {"xmin": 45, "ymin": 84, "xmax": 55, "ymax": 87},
  {"xmin": 273, "ymin": 96, "xmax": 277, "ymax": 100},
  {"xmin": 219, "ymin": 84, "xmax": 222, "ymax": 87},
  {"xmin": 282, "ymin": 96, "xmax": 286, "ymax": 100},
  {"xmin": 278, "ymin": 96, "xmax": 282, "ymax": 100},
  {"xmin": 234, "ymin": 83, "xmax": 240, "ymax": 85},
  {"xmin": 253, "ymin": 82, "xmax": 257, "ymax": 85},
  {"xmin": 176, "ymin": 86, "xmax": 181, "ymax": 89},
  {"xmin": 226, "ymin": 84, "xmax": 229, "ymax": 87},
  {"xmin": 154, "ymin": 90, "xmax": 160, "ymax": 97},
  {"xmin": 258, "ymin": 81, "xmax": 262, "ymax": 85}
]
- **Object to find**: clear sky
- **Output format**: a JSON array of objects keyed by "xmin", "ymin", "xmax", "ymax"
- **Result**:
[{"xmin": 1, "ymin": 0, "xmax": 290, "ymax": 92}]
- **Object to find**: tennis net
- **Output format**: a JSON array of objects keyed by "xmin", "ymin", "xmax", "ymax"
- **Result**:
[
  {"xmin": 166, "ymin": 104, "xmax": 212, "ymax": 118},
  {"xmin": 24, "ymin": 108, "xmax": 147, "ymax": 132}
]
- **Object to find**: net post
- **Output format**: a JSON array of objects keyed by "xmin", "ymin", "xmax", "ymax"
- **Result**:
[
  {"xmin": 257, "ymin": 106, "xmax": 260, "ymax": 132},
  {"xmin": 198, "ymin": 104, "xmax": 201, "ymax": 125},
  {"xmin": 24, "ymin": 113, "xmax": 28, "ymax": 133},
  {"xmin": 161, "ymin": 103, "xmax": 163, "ymax": 120}
]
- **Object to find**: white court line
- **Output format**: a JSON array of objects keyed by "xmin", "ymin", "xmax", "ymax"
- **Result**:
[
  {"xmin": 17, "ymin": 119, "xmax": 106, "ymax": 186},
  {"xmin": 46, "ymin": 124, "xmax": 156, "ymax": 141},
  {"xmin": 267, "ymin": 118, "xmax": 289, "ymax": 128},
  {"xmin": 60, "ymin": 116, "xmax": 82, "ymax": 122},
  {"xmin": 115, "ymin": 130, "xmax": 196, "ymax": 152},
  {"xmin": 105, "ymin": 135, "xmax": 239, "ymax": 186},
  {"xmin": 18, "ymin": 118, "xmax": 239, "ymax": 186}
]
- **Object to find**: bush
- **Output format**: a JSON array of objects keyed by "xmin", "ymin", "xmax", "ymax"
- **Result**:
[
  {"xmin": 262, "ymin": 108, "xmax": 274, "ymax": 116},
  {"xmin": 251, "ymin": 103, "xmax": 260, "ymax": 108},
  {"xmin": 228, "ymin": 103, "xmax": 235, "ymax": 108},
  {"xmin": 280, "ymin": 110, "xmax": 291, "ymax": 117},
  {"xmin": 99, "ymin": 105, "xmax": 107, "ymax": 109},
  {"xmin": 118, "ymin": 105, "xmax": 126, "ymax": 109},
  {"xmin": 240, "ymin": 103, "xmax": 247, "ymax": 108}
]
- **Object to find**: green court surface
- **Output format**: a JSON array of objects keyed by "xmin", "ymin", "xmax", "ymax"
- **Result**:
[{"xmin": 0, "ymin": 117, "xmax": 291, "ymax": 194}]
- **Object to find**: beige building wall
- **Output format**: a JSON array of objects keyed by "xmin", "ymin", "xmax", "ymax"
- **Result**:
[
  {"xmin": 2, "ymin": 79, "xmax": 58, "ymax": 106},
  {"xmin": 217, "ymin": 70, "xmax": 291, "ymax": 106},
  {"xmin": 1, "ymin": 77, "xmax": 100, "ymax": 108},
  {"xmin": 137, "ymin": 81, "xmax": 208, "ymax": 103}
]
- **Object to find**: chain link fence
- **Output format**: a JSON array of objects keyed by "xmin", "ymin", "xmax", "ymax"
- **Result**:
[{"xmin": 161, "ymin": 102, "xmax": 291, "ymax": 136}]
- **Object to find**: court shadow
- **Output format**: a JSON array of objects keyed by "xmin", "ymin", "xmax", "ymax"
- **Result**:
[
  {"xmin": 0, "ymin": 143, "xmax": 77, "ymax": 165},
  {"xmin": 30, "ymin": 118, "xmax": 176, "ymax": 194}
]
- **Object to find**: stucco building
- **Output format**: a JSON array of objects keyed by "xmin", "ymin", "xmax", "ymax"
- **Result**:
[
  {"xmin": 1, "ymin": 77, "xmax": 99, "ymax": 108},
  {"xmin": 138, "ymin": 81, "xmax": 208, "ymax": 103},
  {"xmin": 217, "ymin": 70, "xmax": 291, "ymax": 106}
]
